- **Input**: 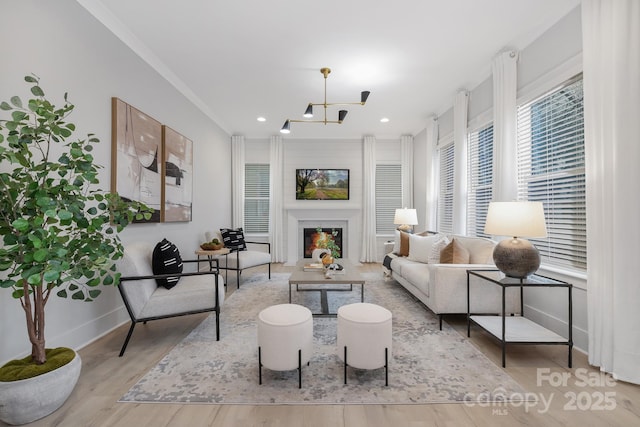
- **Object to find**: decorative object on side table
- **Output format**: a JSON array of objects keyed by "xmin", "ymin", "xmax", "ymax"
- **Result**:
[
  {"xmin": 200, "ymin": 238, "xmax": 224, "ymax": 251},
  {"xmin": 0, "ymin": 75, "xmax": 152, "ymax": 425},
  {"xmin": 484, "ymin": 201, "xmax": 548, "ymax": 278},
  {"xmin": 394, "ymin": 208, "xmax": 418, "ymax": 233}
]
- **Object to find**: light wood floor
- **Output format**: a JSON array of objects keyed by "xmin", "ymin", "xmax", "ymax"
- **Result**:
[{"xmin": 12, "ymin": 263, "xmax": 640, "ymax": 427}]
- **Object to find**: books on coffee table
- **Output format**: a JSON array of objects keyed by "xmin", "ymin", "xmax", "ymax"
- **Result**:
[{"xmin": 304, "ymin": 263, "xmax": 324, "ymax": 271}]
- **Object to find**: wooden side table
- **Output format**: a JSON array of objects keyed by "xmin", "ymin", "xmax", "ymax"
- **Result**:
[{"xmin": 195, "ymin": 248, "xmax": 230, "ymax": 285}]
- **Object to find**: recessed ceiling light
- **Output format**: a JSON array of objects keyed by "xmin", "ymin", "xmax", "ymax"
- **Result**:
[
  {"xmin": 380, "ymin": 117, "xmax": 389, "ymax": 123},
  {"xmin": 257, "ymin": 117, "xmax": 266, "ymax": 122}
]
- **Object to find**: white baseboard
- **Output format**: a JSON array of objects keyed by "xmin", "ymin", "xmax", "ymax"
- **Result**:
[{"xmin": 523, "ymin": 304, "xmax": 588, "ymax": 353}]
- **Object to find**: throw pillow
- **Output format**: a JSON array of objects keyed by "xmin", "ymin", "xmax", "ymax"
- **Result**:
[
  {"xmin": 427, "ymin": 235, "xmax": 450, "ymax": 263},
  {"xmin": 152, "ymin": 239, "xmax": 183, "ymax": 289},
  {"xmin": 440, "ymin": 238, "xmax": 470, "ymax": 264},
  {"xmin": 398, "ymin": 231, "xmax": 410, "ymax": 257},
  {"xmin": 408, "ymin": 233, "xmax": 441, "ymax": 263},
  {"xmin": 220, "ymin": 227, "xmax": 247, "ymax": 252}
]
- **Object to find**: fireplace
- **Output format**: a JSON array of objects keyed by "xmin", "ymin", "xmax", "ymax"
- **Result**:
[
  {"xmin": 286, "ymin": 209, "xmax": 358, "ymax": 265},
  {"xmin": 303, "ymin": 228, "xmax": 343, "ymax": 258}
]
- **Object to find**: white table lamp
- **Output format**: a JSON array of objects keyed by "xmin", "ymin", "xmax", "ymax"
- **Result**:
[
  {"xmin": 394, "ymin": 208, "xmax": 418, "ymax": 233},
  {"xmin": 484, "ymin": 201, "xmax": 547, "ymax": 278}
]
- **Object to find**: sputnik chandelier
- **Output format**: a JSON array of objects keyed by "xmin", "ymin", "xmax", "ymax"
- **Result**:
[{"xmin": 280, "ymin": 67, "xmax": 370, "ymax": 134}]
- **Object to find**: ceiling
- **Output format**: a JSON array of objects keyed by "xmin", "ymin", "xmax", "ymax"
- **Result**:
[{"xmin": 79, "ymin": 0, "xmax": 580, "ymax": 140}]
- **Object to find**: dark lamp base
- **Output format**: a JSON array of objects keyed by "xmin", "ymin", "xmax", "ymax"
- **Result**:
[{"xmin": 493, "ymin": 238, "xmax": 540, "ymax": 278}]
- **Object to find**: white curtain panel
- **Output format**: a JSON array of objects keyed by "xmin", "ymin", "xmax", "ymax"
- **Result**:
[
  {"xmin": 360, "ymin": 136, "xmax": 377, "ymax": 262},
  {"xmin": 583, "ymin": 0, "xmax": 640, "ymax": 384},
  {"xmin": 453, "ymin": 90, "xmax": 468, "ymax": 235},
  {"xmin": 401, "ymin": 135, "xmax": 414, "ymax": 209},
  {"xmin": 269, "ymin": 136, "xmax": 284, "ymax": 262},
  {"xmin": 492, "ymin": 49, "xmax": 519, "ymax": 202},
  {"xmin": 425, "ymin": 115, "xmax": 439, "ymax": 231},
  {"xmin": 231, "ymin": 135, "xmax": 245, "ymax": 229}
]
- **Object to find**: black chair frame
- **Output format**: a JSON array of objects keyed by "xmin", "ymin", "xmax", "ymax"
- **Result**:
[
  {"xmin": 117, "ymin": 259, "xmax": 222, "ymax": 357},
  {"xmin": 218, "ymin": 241, "xmax": 271, "ymax": 287}
]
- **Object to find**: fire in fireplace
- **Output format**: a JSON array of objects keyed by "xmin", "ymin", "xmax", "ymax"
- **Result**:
[{"xmin": 303, "ymin": 228, "xmax": 343, "ymax": 258}]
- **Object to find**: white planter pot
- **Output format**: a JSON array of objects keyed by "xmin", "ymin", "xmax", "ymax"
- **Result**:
[{"xmin": 0, "ymin": 350, "xmax": 81, "ymax": 425}]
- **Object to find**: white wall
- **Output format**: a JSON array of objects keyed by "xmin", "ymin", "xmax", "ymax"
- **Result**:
[{"xmin": 0, "ymin": 0, "xmax": 231, "ymax": 363}]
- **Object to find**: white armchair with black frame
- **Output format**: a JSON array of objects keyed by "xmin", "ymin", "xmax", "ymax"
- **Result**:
[
  {"xmin": 207, "ymin": 228, "xmax": 272, "ymax": 287},
  {"xmin": 116, "ymin": 241, "xmax": 225, "ymax": 357}
]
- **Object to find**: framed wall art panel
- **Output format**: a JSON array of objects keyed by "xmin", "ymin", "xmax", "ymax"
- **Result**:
[
  {"xmin": 162, "ymin": 125, "xmax": 193, "ymax": 222},
  {"xmin": 111, "ymin": 98, "xmax": 162, "ymax": 222}
]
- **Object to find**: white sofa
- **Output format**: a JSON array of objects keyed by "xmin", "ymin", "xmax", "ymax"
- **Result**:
[{"xmin": 387, "ymin": 234, "xmax": 520, "ymax": 329}]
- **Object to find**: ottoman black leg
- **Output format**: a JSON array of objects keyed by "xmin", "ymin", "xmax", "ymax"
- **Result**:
[
  {"xmin": 298, "ymin": 349, "xmax": 302, "ymax": 389},
  {"xmin": 343, "ymin": 346, "xmax": 348, "ymax": 385},
  {"xmin": 258, "ymin": 346, "xmax": 262, "ymax": 385}
]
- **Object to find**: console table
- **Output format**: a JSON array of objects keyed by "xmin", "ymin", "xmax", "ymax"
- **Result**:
[{"xmin": 466, "ymin": 269, "xmax": 573, "ymax": 368}]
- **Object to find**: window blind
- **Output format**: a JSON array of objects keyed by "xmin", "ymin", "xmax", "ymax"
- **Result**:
[
  {"xmin": 375, "ymin": 164, "xmax": 402, "ymax": 234},
  {"xmin": 438, "ymin": 142, "xmax": 455, "ymax": 234},
  {"xmin": 244, "ymin": 164, "xmax": 270, "ymax": 234},
  {"xmin": 467, "ymin": 124, "xmax": 493, "ymax": 238},
  {"xmin": 516, "ymin": 75, "xmax": 586, "ymax": 270}
]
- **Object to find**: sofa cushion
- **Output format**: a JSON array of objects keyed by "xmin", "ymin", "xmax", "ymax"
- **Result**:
[
  {"xmin": 408, "ymin": 233, "xmax": 448, "ymax": 263},
  {"xmin": 428, "ymin": 235, "xmax": 450, "ymax": 263},
  {"xmin": 451, "ymin": 235, "xmax": 496, "ymax": 264},
  {"xmin": 220, "ymin": 227, "xmax": 247, "ymax": 252},
  {"xmin": 152, "ymin": 239, "xmax": 183, "ymax": 289},
  {"xmin": 408, "ymin": 233, "xmax": 438, "ymax": 263},
  {"xmin": 400, "ymin": 261, "xmax": 431, "ymax": 296},
  {"xmin": 440, "ymin": 238, "xmax": 470, "ymax": 264}
]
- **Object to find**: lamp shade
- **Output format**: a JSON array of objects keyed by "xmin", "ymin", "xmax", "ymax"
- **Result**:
[
  {"xmin": 484, "ymin": 201, "xmax": 547, "ymax": 238},
  {"xmin": 393, "ymin": 208, "xmax": 418, "ymax": 226}
]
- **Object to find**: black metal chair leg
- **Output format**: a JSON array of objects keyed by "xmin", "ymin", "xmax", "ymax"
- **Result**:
[
  {"xmin": 258, "ymin": 346, "xmax": 262, "ymax": 385},
  {"xmin": 268, "ymin": 263, "xmax": 271, "ymax": 279},
  {"xmin": 119, "ymin": 321, "xmax": 137, "ymax": 357},
  {"xmin": 215, "ymin": 307, "xmax": 220, "ymax": 341}
]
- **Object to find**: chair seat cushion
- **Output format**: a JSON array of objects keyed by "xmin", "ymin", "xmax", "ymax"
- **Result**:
[
  {"xmin": 223, "ymin": 250, "xmax": 271, "ymax": 269},
  {"xmin": 139, "ymin": 273, "xmax": 225, "ymax": 319}
]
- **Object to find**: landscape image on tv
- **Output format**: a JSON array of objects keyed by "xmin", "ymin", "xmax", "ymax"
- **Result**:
[{"xmin": 296, "ymin": 169, "xmax": 349, "ymax": 200}]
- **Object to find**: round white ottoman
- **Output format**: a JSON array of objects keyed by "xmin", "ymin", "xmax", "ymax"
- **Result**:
[
  {"xmin": 337, "ymin": 302, "xmax": 392, "ymax": 386},
  {"xmin": 257, "ymin": 303, "xmax": 313, "ymax": 388}
]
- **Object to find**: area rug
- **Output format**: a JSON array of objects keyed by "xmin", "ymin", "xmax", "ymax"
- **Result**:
[{"xmin": 120, "ymin": 272, "xmax": 526, "ymax": 404}]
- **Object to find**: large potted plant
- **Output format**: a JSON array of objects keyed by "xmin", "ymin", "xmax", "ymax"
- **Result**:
[{"xmin": 0, "ymin": 75, "xmax": 151, "ymax": 425}]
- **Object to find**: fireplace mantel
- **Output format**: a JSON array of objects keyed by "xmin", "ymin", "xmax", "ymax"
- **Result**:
[{"xmin": 285, "ymin": 207, "xmax": 361, "ymax": 266}]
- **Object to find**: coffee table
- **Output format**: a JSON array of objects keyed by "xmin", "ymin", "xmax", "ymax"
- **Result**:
[{"xmin": 288, "ymin": 259, "xmax": 365, "ymax": 316}]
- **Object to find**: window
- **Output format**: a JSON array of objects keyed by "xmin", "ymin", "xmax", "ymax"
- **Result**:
[
  {"xmin": 517, "ymin": 75, "xmax": 586, "ymax": 271},
  {"xmin": 467, "ymin": 124, "xmax": 493, "ymax": 238},
  {"xmin": 244, "ymin": 164, "xmax": 269, "ymax": 234},
  {"xmin": 375, "ymin": 164, "xmax": 402, "ymax": 234},
  {"xmin": 438, "ymin": 141, "xmax": 454, "ymax": 234}
]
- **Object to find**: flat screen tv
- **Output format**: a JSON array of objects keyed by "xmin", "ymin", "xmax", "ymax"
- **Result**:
[{"xmin": 296, "ymin": 169, "xmax": 349, "ymax": 200}]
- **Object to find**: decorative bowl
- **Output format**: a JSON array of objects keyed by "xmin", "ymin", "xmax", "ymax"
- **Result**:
[{"xmin": 200, "ymin": 243, "xmax": 223, "ymax": 251}]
